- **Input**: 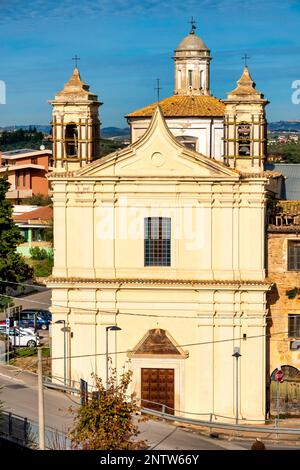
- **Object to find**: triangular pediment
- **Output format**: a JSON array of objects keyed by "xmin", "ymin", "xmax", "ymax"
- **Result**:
[
  {"xmin": 76, "ymin": 107, "xmax": 239, "ymax": 179},
  {"xmin": 128, "ymin": 328, "xmax": 188, "ymax": 358}
]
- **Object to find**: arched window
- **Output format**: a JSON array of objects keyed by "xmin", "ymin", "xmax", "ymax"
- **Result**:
[
  {"xmin": 271, "ymin": 365, "xmax": 300, "ymax": 381},
  {"xmin": 200, "ymin": 70, "xmax": 204, "ymax": 90},
  {"xmin": 238, "ymin": 123, "xmax": 251, "ymax": 156},
  {"xmin": 65, "ymin": 123, "xmax": 78, "ymax": 157},
  {"xmin": 176, "ymin": 135, "xmax": 197, "ymax": 151}
]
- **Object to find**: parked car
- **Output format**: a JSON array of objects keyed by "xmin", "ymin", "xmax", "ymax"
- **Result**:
[
  {"xmin": 0, "ymin": 321, "xmax": 35, "ymax": 335},
  {"xmin": 14, "ymin": 309, "xmax": 52, "ymax": 331},
  {"xmin": 0, "ymin": 327, "xmax": 40, "ymax": 347}
]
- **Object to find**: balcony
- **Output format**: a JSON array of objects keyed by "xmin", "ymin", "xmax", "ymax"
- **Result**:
[{"xmin": 6, "ymin": 189, "xmax": 33, "ymax": 199}]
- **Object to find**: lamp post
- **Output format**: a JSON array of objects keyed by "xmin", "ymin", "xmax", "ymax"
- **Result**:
[
  {"xmin": 55, "ymin": 320, "xmax": 66, "ymax": 386},
  {"xmin": 105, "ymin": 325, "xmax": 122, "ymax": 388},
  {"xmin": 232, "ymin": 347, "xmax": 242, "ymax": 425}
]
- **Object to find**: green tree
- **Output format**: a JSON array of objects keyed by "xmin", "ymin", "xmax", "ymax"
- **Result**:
[
  {"xmin": 0, "ymin": 175, "xmax": 33, "ymax": 310},
  {"xmin": 286, "ymin": 287, "xmax": 300, "ymax": 300},
  {"xmin": 23, "ymin": 194, "xmax": 52, "ymax": 206},
  {"xmin": 69, "ymin": 368, "xmax": 147, "ymax": 450}
]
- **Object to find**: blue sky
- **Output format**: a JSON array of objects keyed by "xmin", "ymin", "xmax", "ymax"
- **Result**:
[{"xmin": 0, "ymin": 0, "xmax": 299, "ymax": 127}]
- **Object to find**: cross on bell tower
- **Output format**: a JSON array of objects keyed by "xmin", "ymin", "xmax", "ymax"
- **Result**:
[
  {"xmin": 242, "ymin": 53, "xmax": 250, "ymax": 67},
  {"xmin": 72, "ymin": 54, "xmax": 80, "ymax": 68},
  {"xmin": 188, "ymin": 16, "xmax": 196, "ymax": 34}
]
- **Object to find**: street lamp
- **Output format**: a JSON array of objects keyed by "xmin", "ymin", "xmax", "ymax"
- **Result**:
[
  {"xmin": 105, "ymin": 325, "xmax": 122, "ymax": 388},
  {"xmin": 232, "ymin": 347, "xmax": 242, "ymax": 425},
  {"xmin": 55, "ymin": 320, "xmax": 66, "ymax": 386}
]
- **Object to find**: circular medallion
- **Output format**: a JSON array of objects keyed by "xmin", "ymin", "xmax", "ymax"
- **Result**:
[{"xmin": 151, "ymin": 152, "xmax": 165, "ymax": 167}]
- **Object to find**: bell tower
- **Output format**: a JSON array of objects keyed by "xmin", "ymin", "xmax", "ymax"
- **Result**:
[
  {"xmin": 173, "ymin": 20, "xmax": 211, "ymax": 96},
  {"xmin": 223, "ymin": 66, "xmax": 269, "ymax": 173},
  {"xmin": 49, "ymin": 67, "xmax": 101, "ymax": 171}
]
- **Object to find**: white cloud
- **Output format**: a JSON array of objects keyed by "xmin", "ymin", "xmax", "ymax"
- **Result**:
[{"xmin": 0, "ymin": 0, "xmax": 295, "ymax": 22}]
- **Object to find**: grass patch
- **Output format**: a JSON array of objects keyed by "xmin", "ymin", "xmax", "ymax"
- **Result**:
[
  {"xmin": 13, "ymin": 347, "xmax": 37, "ymax": 357},
  {"xmin": 11, "ymin": 346, "xmax": 50, "ymax": 358},
  {"xmin": 42, "ymin": 347, "xmax": 50, "ymax": 357}
]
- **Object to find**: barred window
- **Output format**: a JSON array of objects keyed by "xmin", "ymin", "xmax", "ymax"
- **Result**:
[
  {"xmin": 288, "ymin": 241, "xmax": 300, "ymax": 271},
  {"xmin": 238, "ymin": 124, "xmax": 251, "ymax": 156},
  {"xmin": 144, "ymin": 217, "xmax": 171, "ymax": 266},
  {"xmin": 288, "ymin": 314, "xmax": 300, "ymax": 338}
]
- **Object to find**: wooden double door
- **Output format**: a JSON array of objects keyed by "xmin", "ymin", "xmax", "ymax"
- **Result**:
[{"xmin": 141, "ymin": 368, "xmax": 175, "ymax": 415}]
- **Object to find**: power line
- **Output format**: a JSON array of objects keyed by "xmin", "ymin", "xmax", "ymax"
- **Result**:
[{"xmin": 45, "ymin": 329, "xmax": 288, "ymax": 363}]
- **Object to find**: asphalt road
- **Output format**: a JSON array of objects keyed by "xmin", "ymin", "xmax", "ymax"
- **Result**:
[
  {"xmin": 12, "ymin": 288, "xmax": 51, "ymax": 312},
  {"xmin": 1, "ymin": 364, "xmax": 300, "ymax": 450},
  {"xmin": 0, "ymin": 364, "xmax": 247, "ymax": 450},
  {"xmin": 0, "ymin": 288, "xmax": 52, "ymax": 323}
]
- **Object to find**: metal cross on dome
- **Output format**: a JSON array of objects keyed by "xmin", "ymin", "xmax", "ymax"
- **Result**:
[
  {"xmin": 72, "ymin": 54, "xmax": 80, "ymax": 68},
  {"xmin": 188, "ymin": 16, "xmax": 196, "ymax": 33}
]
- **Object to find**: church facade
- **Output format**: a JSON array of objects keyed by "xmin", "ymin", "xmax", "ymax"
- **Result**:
[{"xmin": 48, "ymin": 26, "xmax": 274, "ymax": 421}]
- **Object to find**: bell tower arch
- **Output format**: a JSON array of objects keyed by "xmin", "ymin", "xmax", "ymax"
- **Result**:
[
  {"xmin": 49, "ymin": 67, "xmax": 102, "ymax": 171},
  {"xmin": 223, "ymin": 66, "xmax": 269, "ymax": 172}
]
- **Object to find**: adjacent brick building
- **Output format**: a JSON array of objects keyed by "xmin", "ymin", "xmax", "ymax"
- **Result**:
[{"xmin": 267, "ymin": 200, "xmax": 300, "ymax": 414}]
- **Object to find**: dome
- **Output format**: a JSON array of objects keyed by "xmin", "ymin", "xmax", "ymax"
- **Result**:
[{"xmin": 175, "ymin": 32, "xmax": 208, "ymax": 52}]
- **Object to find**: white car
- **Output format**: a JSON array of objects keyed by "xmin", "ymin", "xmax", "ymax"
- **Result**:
[
  {"xmin": 10, "ymin": 330, "xmax": 40, "ymax": 348},
  {"xmin": 0, "ymin": 327, "xmax": 40, "ymax": 347},
  {"xmin": 15, "ymin": 326, "xmax": 36, "ymax": 336}
]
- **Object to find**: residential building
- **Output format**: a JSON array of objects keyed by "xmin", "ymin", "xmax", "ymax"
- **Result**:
[
  {"xmin": 13, "ymin": 205, "xmax": 53, "ymax": 257},
  {"xmin": 0, "ymin": 148, "xmax": 51, "ymax": 202},
  {"xmin": 265, "ymin": 163, "xmax": 300, "ymax": 200},
  {"xmin": 267, "ymin": 200, "xmax": 300, "ymax": 414}
]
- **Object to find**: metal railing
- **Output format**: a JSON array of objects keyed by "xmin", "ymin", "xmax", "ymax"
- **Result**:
[
  {"xmin": 42, "ymin": 376, "xmax": 300, "ymax": 438},
  {"xmin": 0, "ymin": 411, "xmax": 70, "ymax": 449},
  {"xmin": 141, "ymin": 407, "xmax": 300, "ymax": 437}
]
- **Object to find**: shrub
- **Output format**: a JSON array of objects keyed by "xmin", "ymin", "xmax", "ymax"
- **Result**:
[
  {"xmin": 69, "ymin": 368, "xmax": 147, "ymax": 450},
  {"xmin": 32, "ymin": 258, "xmax": 53, "ymax": 277},
  {"xmin": 29, "ymin": 247, "xmax": 52, "ymax": 261}
]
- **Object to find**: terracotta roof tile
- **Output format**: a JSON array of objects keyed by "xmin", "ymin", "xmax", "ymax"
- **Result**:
[
  {"xmin": 14, "ymin": 205, "xmax": 52, "ymax": 223},
  {"xmin": 126, "ymin": 95, "xmax": 225, "ymax": 118}
]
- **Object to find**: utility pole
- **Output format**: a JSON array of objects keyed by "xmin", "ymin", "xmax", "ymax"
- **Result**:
[
  {"xmin": 37, "ymin": 347, "xmax": 45, "ymax": 450},
  {"xmin": 232, "ymin": 347, "xmax": 242, "ymax": 425},
  {"xmin": 105, "ymin": 325, "xmax": 122, "ymax": 388}
]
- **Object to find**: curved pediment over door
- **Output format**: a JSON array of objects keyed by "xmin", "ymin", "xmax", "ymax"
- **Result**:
[{"xmin": 128, "ymin": 328, "xmax": 189, "ymax": 359}]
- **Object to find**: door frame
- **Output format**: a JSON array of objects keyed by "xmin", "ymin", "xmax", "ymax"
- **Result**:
[{"xmin": 130, "ymin": 357, "xmax": 185, "ymax": 416}]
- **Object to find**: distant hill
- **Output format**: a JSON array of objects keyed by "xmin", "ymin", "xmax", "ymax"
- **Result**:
[
  {"xmin": 101, "ymin": 127, "xmax": 129, "ymax": 138},
  {"xmin": 2, "ymin": 121, "xmax": 299, "ymax": 136},
  {"xmin": 0, "ymin": 125, "xmax": 51, "ymax": 133},
  {"xmin": 268, "ymin": 121, "xmax": 300, "ymax": 132},
  {"xmin": 0, "ymin": 125, "xmax": 130, "ymax": 139}
]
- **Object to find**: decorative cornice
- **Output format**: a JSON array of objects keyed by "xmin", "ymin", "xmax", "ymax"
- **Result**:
[
  {"xmin": 268, "ymin": 225, "xmax": 300, "ymax": 234},
  {"xmin": 47, "ymin": 276, "xmax": 272, "ymax": 289}
]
